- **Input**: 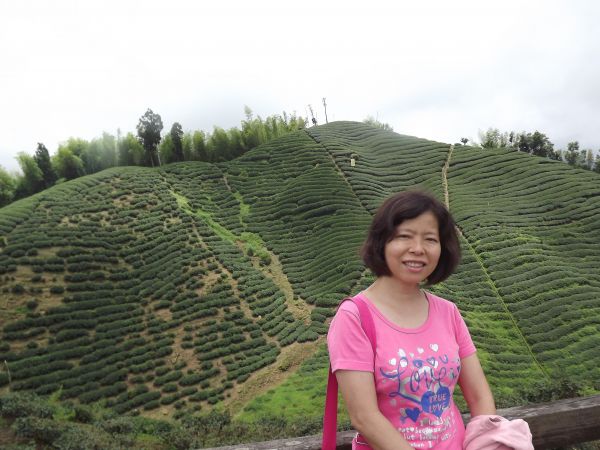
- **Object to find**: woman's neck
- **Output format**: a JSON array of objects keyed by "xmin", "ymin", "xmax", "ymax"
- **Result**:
[{"xmin": 365, "ymin": 276, "xmax": 423, "ymax": 307}]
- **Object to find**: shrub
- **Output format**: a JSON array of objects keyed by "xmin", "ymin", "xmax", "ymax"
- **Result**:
[
  {"xmin": 0, "ymin": 392, "xmax": 55, "ymax": 418},
  {"xmin": 50, "ymin": 286, "xmax": 65, "ymax": 294},
  {"xmin": 26, "ymin": 299, "xmax": 39, "ymax": 309},
  {"xmin": 99, "ymin": 416, "xmax": 136, "ymax": 434},
  {"xmin": 12, "ymin": 416, "xmax": 65, "ymax": 444},
  {"xmin": 11, "ymin": 284, "xmax": 25, "ymax": 294},
  {"xmin": 53, "ymin": 425, "xmax": 121, "ymax": 449},
  {"xmin": 162, "ymin": 383, "xmax": 178, "ymax": 393},
  {"xmin": 73, "ymin": 404, "xmax": 95, "ymax": 423},
  {"xmin": 161, "ymin": 427, "xmax": 201, "ymax": 450},
  {"xmin": 160, "ymin": 394, "xmax": 178, "ymax": 405},
  {"xmin": 144, "ymin": 400, "xmax": 160, "ymax": 410}
]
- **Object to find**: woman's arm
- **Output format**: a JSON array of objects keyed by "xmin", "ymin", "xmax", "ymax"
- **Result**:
[
  {"xmin": 458, "ymin": 353, "xmax": 496, "ymax": 417},
  {"xmin": 336, "ymin": 370, "xmax": 414, "ymax": 450}
]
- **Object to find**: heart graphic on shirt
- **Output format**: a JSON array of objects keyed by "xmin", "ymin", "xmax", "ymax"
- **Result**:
[
  {"xmin": 409, "ymin": 353, "xmax": 415, "ymax": 358},
  {"xmin": 417, "ymin": 347, "xmax": 424, "ymax": 354},
  {"xmin": 430, "ymin": 343, "xmax": 439, "ymax": 352},
  {"xmin": 405, "ymin": 407, "xmax": 421, "ymax": 422},
  {"xmin": 389, "ymin": 358, "xmax": 397, "ymax": 366},
  {"xmin": 421, "ymin": 386, "xmax": 451, "ymax": 417},
  {"xmin": 426, "ymin": 356, "xmax": 438, "ymax": 367}
]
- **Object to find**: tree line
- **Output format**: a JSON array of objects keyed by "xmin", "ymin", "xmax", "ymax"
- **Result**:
[
  {"xmin": 473, "ymin": 128, "xmax": 600, "ymax": 172},
  {"xmin": 0, "ymin": 107, "xmax": 307, "ymax": 207}
]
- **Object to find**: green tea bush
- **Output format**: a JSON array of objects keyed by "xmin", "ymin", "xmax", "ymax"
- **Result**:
[
  {"xmin": 12, "ymin": 416, "xmax": 65, "ymax": 444},
  {"xmin": 0, "ymin": 392, "xmax": 55, "ymax": 418}
]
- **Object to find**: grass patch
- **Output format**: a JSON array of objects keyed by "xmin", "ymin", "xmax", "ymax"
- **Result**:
[
  {"xmin": 233, "ymin": 192, "xmax": 250, "ymax": 224},
  {"xmin": 240, "ymin": 232, "xmax": 270, "ymax": 259},
  {"xmin": 172, "ymin": 191, "xmax": 236, "ymax": 243}
]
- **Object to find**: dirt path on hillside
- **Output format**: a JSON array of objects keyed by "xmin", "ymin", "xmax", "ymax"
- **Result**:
[
  {"xmin": 442, "ymin": 144, "xmax": 453, "ymax": 211},
  {"xmin": 220, "ymin": 338, "xmax": 323, "ymax": 416},
  {"xmin": 221, "ymin": 173, "xmax": 312, "ymax": 323}
]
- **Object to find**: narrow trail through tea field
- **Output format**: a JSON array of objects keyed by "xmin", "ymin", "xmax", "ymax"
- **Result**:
[{"xmin": 304, "ymin": 129, "xmax": 377, "ymax": 295}]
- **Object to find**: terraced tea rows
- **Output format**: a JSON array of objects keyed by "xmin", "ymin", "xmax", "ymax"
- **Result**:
[
  {"xmin": 306, "ymin": 121, "xmax": 448, "ymax": 212},
  {"xmin": 448, "ymin": 146, "xmax": 600, "ymax": 382},
  {"xmin": 0, "ymin": 121, "xmax": 598, "ymax": 422},
  {"xmin": 0, "ymin": 162, "xmax": 320, "ymax": 413},
  {"xmin": 224, "ymin": 130, "xmax": 372, "ymax": 310}
]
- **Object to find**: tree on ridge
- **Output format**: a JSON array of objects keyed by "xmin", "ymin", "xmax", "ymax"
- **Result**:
[
  {"xmin": 171, "ymin": 122, "xmax": 184, "ymax": 162},
  {"xmin": 34, "ymin": 143, "xmax": 57, "ymax": 189},
  {"xmin": 136, "ymin": 109, "xmax": 163, "ymax": 167}
]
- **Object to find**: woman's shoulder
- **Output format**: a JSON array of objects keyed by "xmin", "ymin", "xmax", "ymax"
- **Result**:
[
  {"xmin": 336, "ymin": 296, "xmax": 361, "ymax": 316},
  {"xmin": 426, "ymin": 291, "xmax": 459, "ymax": 312}
]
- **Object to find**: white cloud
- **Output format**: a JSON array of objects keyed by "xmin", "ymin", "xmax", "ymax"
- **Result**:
[{"xmin": 1, "ymin": 0, "xmax": 599, "ymax": 173}]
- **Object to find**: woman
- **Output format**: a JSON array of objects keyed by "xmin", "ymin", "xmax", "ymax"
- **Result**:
[{"xmin": 327, "ymin": 191, "xmax": 496, "ymax": 449}]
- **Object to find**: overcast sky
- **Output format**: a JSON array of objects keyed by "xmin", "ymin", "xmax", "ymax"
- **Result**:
[{"xmin": 1, "ymin": 0, "xmax": 599, "ymax": 173}]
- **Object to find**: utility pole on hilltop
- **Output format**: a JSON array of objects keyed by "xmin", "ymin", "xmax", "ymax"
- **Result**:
[{"xmin": 322, "ymin": 98, "xmax": 328, "ymax": 124}]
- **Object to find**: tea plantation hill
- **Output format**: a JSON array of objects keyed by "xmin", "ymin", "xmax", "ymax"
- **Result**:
[{"xmin": 1, "ymin": 121, "xmax": 599, "ymax": 424}]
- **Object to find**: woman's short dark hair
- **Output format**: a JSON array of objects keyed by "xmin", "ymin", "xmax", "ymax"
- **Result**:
[{"xmin": 360, "ymin": 190, "xmax": 461, "ymax": 284}]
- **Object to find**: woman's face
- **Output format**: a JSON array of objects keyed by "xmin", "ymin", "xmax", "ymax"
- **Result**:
[{"xmin": 383, "ymin": 211, "xmax": 442, "ymax": 286}]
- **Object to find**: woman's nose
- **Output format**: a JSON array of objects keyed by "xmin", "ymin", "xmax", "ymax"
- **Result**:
[{"xmin": 409, "ymin": 239, "xmax": 424, "ymax": 253}]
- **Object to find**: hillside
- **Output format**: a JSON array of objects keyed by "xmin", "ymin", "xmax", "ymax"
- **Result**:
[{"xmin": 1, "ymin": 121, "xmax": 599, "ymax": 425}]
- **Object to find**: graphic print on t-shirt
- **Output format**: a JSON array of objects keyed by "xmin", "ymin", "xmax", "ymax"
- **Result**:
[{"xmin": 379, "ymin": 344, "xmax": 461, "ymax": 447}]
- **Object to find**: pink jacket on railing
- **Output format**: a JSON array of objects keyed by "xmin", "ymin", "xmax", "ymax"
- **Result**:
[{"xmin": 463, "ymin": 415, "xmax": 534, "ymax": 450}]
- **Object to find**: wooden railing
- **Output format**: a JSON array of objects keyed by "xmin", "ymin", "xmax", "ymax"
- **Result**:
[{"xmin": 203, "ymin": 394, "xmax": 600, "ymax": 449}]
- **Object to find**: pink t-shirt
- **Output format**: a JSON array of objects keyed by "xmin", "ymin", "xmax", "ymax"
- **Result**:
[{"xmin": 327, "ymin": 292, "xmax": 476, "ymax": 450}]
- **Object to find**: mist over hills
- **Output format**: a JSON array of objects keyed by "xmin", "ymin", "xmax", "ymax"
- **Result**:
[{"xmin": 1, "ymin": 121, "xmax": 599, "ymax": 420}]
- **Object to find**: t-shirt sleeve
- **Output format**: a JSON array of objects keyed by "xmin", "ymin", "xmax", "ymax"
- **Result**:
[
  {"xmin": 452, "ymin": 304, "xmax": 477, "ymax": 359},
  {"xmin": 327, "ymin": 302, "xmax": 375, "ymax": 373}
]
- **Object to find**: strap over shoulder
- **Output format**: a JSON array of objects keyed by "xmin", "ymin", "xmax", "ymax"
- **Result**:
[
  {"xmin": 339, "ymin": 296, "xmax": 377, "ymax": 353},
  {"xmin": 322, "ymin": 295, "xmax": 377, "ymax": 450}
]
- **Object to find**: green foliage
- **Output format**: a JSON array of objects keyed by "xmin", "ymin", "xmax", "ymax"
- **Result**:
[
  {"xmin": 73, "ymin": 404, "xmax": 95, "ymax": 423},
  {"xmin": 158, "ymin": 134, "xmax": 175, "ymax": 165},
  {"xmin": 0, "ymin": 165, "xmax": 17, "ymax": 207},
  {"xmin": 68, "ymin": 132, "xmax": 118, "ymax": 175},
  {"xmin": 363, "ymin": 115, "xmax": 393, "ymax": 131},
  {"xmin": 15, "ymin": 152, "xmax": 43, "ymax": 197},
  {"xmin": 1, "ymin": 107, "xmax": 307, "ymax": 207},
  {"xmin": 190, "ymin": 130, "xmax": 207, "ymax": 161},
  {"xmin": 118, "ymin": 132, "xmax": 145, "ymax": 166},
  {"xmin": 34, "ymin": 143, "xmax": 57, "ymax": 189},
  {"xmin": 52, "ymin": 138, "xmax": 86, "ymax": 182},
  {"xmin": 12, "ymin": 416, "xmax": 65, "ymax": 444},
  {"xmin": 0, "ymin": 392, "xmax": 55, "ymax": 419},
  {"xmin": 517, "ymin": 374, "xmax": 584, "ymax": 404},
  {"xmin": 136, "ymin": 108, "xmax": 163, "ymax": 167},
  {"xmin": 170, "ymin": 122, "xmax": 184, "ymax": 162}
]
